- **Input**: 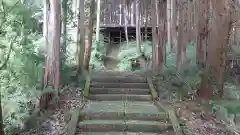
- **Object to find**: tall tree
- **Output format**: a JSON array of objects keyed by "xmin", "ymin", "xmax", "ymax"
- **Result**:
[
  {"xmin": 144, "ymin": 0, "xmax": 149, "ymax": 40},
  {"xmin": 43, "ymin": 0, "xmax": 49, "ymax": 50},
  {"xmin": 136, "ymin": 0, "xmax": 141, "ymax": 55},
  {"xmin": 96, "ymin": 0, "xmax": 101, "ymax": 42},
  {"xmin": 42, "ymin": 0, "xmax": 61, "ymax": 109},
  {"xmin": 77, "ymin": 0, "xmax": 85, "ymax": 74},
  {"xmin": 167, "ymin": 0, "xmax": 172, "ymax": 51},
  {"xmin": 170, "ymin": 0, "xmax": 177, "ymax": 52},
  {"xmin": 0, "ymin": 94, "xmax": 4, "ymax": 135},
  {"xmin": 61, "ymin": 0, "xmax": 67, "ymax": 62},
  {"xmin": 151, "ymin": 0, "xmax": 157, "ymax": 72},
  {"xmin": 83, "ymin": 0, "xmax": 95, "ymax": 70},
  {"xmin": 197, "ymin": 0, "xmax": 233, "ymax": 100},
  {"xmin": 124, "ymin": 0, "xmax": 129, "ymax": 43},
  {"xmin": 196, "ymin": 0, "xmax": 209, "ymax": 67},
  {"xmin": 152, "ymin": 0, "xmax": 166, "ymax": 73},
  {"xmin": 176, "ymin": 0, "xmax": 184, "ymax": 71}
]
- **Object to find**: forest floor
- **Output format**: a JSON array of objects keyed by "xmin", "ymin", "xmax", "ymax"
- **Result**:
[{"xmin": 20, "ymin": 84, "xmax": 85, "ymax": 135}]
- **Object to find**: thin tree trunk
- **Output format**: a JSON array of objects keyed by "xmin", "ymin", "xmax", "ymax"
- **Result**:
[
  {"xmin": 152, "ymin": 0, "xmax": 166, "ymax": 73},
  {"xmin": 83, "ymin": 0, "xmax": 95, "ymax": 70},
  {"xmin": 167, "ymin": 0, "xmax": 172, "ymax": 51},
  {"xmin": 76, "ymin": 0, "xmax": 81, "ymax": 73},
  {"xmin": 43, "ymin": 0, "xmax": 49, "ymax": 48},
  {"xmin": 176, "ymin": 0, "xmax": 184, "ymax": 71},
  {"xmin": 96, "ymin": 0, "xmax": 101, "ymax": 42},
  {"xmin": 170, "ymin": 0, "xmax": 177, "ymax": 52},
  {"xmin": 136, "ymin": 0, "xmax": 141, "ymax": 55},
  {"xmin": 124, "ymin": 0, "xmax": 129, "ymax": 43},
  {"xmin": 77, "ymin": 0, "xmax": 85, "ymax": 74},
  {"xmin": 144, "ymin": 0, "xmax": 148, "ymax": 40},
  {"xmin": 61, "ymin": 0, "xmax": 67, "ymax": 62},
  {"xmin": 0, "ymin": 91, "xmax": 4, "ymax": 135},
  {"xmin": 151, "ymin": 0, "xmax": 157, "ymax": 72},
  {"xmin": 159, "ymin": 0, "xmax": 167, "ymax": 71},
  {"xmin": 196, "ymin": 0, "xmax": 208, "ymax": 67}
]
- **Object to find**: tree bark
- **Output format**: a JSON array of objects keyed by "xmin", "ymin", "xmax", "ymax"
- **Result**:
[
  {"xmin": 0, "ymin": 90, "xmax": 4, "ymax": 135},
  {"xmin": 153, "ymin": 0, "xmax": 166, "ymax": 73},
  {"xmin": 42, "ymin": 0, "xmax": 61, "ymax": 109},
  {"xmin": 176, "ymin": 1, "xmax": 184, "ymax": 71},
  {"xmin": 196, "ymin": 0, "xmax": 209, "ymax": 67},
  {"xmin": 124, "ymin": 0, "xmax": 129, "ymax": 43},
  {"xmin": 151, "ymin": 0, "xmax": 157, "ymax": 72},
  {"xmin": 77, "ymin": 0, "xmax": 85, "ymax": 74},
  {"xmin": 170, "ymin": 0, "xmax": 177, "ymax": 52},
  {"xmin": 198, "ymin": 0, "xmax": 232, "ymax": 99},
  {"xmin": 96, "ymin": 0, "xmax": 101, "ymax": 42},
  {"xmin": 167, "ymin": 0, "xmax": 172, "ymax": 51},
  {"xmin": 83, "ymin": 0, "xmax": 95, "ymax": 70},
  {"xmin": 61, "ymin": 0, "xmax": 67, "ymax": 62},
  {"xmin": 144, "ymin": 0, "xmax": 148, "ymax": 40},
  {"xmin": 43, "ymin": 0, "xmax": 49, "ymax": 50},
  {"xmin": 136, "ymin": 0, "xmax": 141, "ymax": 55}
]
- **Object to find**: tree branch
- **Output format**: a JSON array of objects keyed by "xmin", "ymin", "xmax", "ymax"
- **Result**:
[
  {"xmin": 0, "ymin": 35, "xmax": 17, "ymax": 70},
  {"xmin": 0, "ymin": 0, "xmax": 21, "ymax": 30}
]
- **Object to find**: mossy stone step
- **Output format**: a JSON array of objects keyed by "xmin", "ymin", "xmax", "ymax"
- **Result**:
[
  {"xmin": 90, "ymin": 88, "xmax": 150, "ymax": 95},
  {"xmin": 125, "ymin": 102, "xmax": 167, "ymax": 121},
  {"xmin": 126, "ymin": 120, "xmax": 172, "ymax": 133},
  {"xmin": 81, "ymin": 101, "xmax": 125, "ymax": 120},
  {"xmin": 78, "ymin": 120, "xmax": 126, "ymax": 132},
  {"xmin": 90, "ymin": 71, "xmax": 144, "ymax": 77},
  {"xmin": 81, "ymin": 101, "xmax": 167, "ymax": 121},
  {"xmin": 88, "ymin": 94, "xmax": 152, "ymax": 101},
  {"xmin": 79, "ymin": 132, "xmax": 167, "ymax": 135},
  {"xmin": 90, "ymin": 82, "xmax": 149, "ymax": 89},
  {"xmin": 78, "ymin": 120, "xmax": 172, "ymax": 133},
  {"xmin": 78, "ymin": 132, "xmax": 125, "ymax": 135},
  {"xmin": 125, "ymin": 133, "xmax": 167, "ymax": 135},
  {"xmin": 91, "ymin": 76, "xmax": 147, "ymax": 83}
]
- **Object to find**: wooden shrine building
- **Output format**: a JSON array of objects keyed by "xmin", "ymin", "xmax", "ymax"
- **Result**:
[{"xmin": 97, "ymin": 0, "xmax": 152, "ymax": 42}]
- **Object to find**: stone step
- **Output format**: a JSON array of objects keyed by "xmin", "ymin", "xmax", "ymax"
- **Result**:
[
  {"xmin": 126, "ymin": 120, "xmax": 172, "ymax": 133},
  {"xmin": 81, "ymin": 101, "xmax": 125, "ymax": 120},
  {"xmin": 91, "ymin": 76, "xmax": 147, "ymax": 83},
  {"xmin": 76, "ymin": 132, "xmax": 125, "ymax": 135},
  {"xmin": 90, "ymin": 88, "xmax": 150, "ymax": 95},
  {"xmin": 88, "ymin": 94, "xmax": 152, "ymax": 101},
  {"xmin": 78, "ymin": 120, "xmax": 172, "ymax": 133},
  {"xmin": 90, "ymin": 82, "xmax": 149, "ymax": 89},
  {"xmin": 90, "ymin": 71, "xmax": 144, "ymax": 77},
  {"xmin": 78, "ymin": 120, "xmax": 125, "ymax": 132},
  {"xmin": 80, "ymin": 101, "xmax": 167, "ymax": 121},
  {"xmin": 125, "ymin": 102, "xmax": 168, "ymax": 121},
  {"xmin": 78, "ymin": 132, "xmax": 168, "ymax": 135}
]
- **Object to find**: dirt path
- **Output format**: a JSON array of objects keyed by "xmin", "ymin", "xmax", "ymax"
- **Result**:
[{"xmin": 104, "ymin": 43, "xmax": 121, "ymax": 71}]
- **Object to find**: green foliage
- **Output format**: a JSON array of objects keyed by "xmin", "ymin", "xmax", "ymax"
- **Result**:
[
  {"xmin": 117, "ymin": 40, "xmax": 152, "ymax": 71},
  {"xmin": 0, "ymin": 1, "xmax": 47, "ymax": 134},
  {"xmin": 89, "ymin": 34, "xmax": 108, "ymax": 70}
]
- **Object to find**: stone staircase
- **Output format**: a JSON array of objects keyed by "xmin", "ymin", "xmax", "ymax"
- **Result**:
[{"xmin": 74, "ymin": 72, "xmax": 177, "ymax": 135}]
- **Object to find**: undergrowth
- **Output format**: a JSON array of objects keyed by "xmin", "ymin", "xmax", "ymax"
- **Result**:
[
  {"xmin": 117, "ymin": 40, "xmax": 152, "ymax": 71},
  {"xmin": 90, "ymin": 33, "xmax": 108, "ymax": 70}
]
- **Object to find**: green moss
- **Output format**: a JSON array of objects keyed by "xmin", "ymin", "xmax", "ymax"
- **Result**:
[
  {"xmin": 83, "ymin": 71, "xmax": 91, "ymax": 97},
  {"xmin": 66, "ymin": 108, "xmax": 81, "ymax": 135},
  {"xmin": 147, "ymin": 77, "xmax": 158, "ymax": 100}
]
